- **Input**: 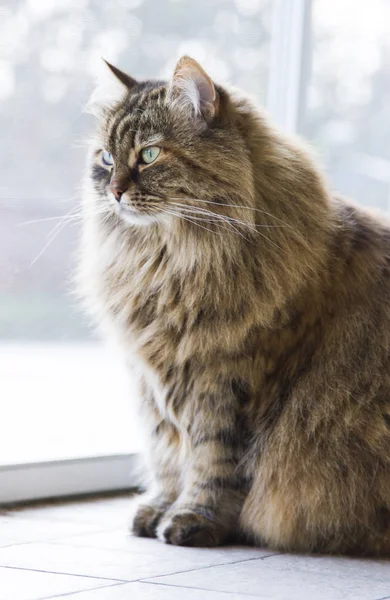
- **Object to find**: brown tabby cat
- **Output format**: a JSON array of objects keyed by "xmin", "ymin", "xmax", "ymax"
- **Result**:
[{"xmin": 79, "ymin": 56, "xmax": 390, "ymax": 555}]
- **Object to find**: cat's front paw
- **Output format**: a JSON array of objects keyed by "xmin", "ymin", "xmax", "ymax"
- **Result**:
[
  {"xmin": 131, "ymin": 502, "xmax": 169, "ymax": 538},
  {"xmin": 157, "ymin": 509, "xmax": 226, "ymax": 547}
]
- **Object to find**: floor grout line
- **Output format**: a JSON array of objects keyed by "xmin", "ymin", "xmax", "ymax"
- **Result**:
[
  {"xmin": 0, "ymin": 533, "xmax": 281, "ymax": 579},
  {"xmin": 0, "ymin": 564, "xmax": 128, "ymax": 583},
  {"xmin": 0, "ymin": 553, "xmax": 277, "ymax": 592},
  {"xmin": 39, "ymin": 581, "xmax": 127, "ymax": 600},
  {"xmin": 2, "ymin": 536, "xmax": 278, "ymax": 565},
  {"xmin": 139, "ymin": 552, "xmax": 280, "ymax": 582},
  {"xmin": 4, "ymin": 501, "xmax": 390, "ymax": 600},
  {"xmin": 140, "ymin": 580, "xmax": 264, "ymax": 598}
]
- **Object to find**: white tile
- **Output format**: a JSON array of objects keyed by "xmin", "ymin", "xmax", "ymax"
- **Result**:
[
  {"xmin": 59, "ymin": 581, "xmax": 256, "ymax": 600},
  {"xmin": 0, "ymin": 565, "xmax": 113, "ymax": 600},
  {"xmin": 51, "ymin": 528, "xmax": 274, "ymax": 564},
  {"xmin": 0, "ymin": 515, "xmax": 103, "ymax": 547},
  {"xmin": 0, "ymin": 542, "xmax": 264, "ymax": 582},
  {"xmin": 9, "ymin": 495, "xmax": 134, "ymax": 527},
  {"xmin": 145, "ymin": 554, "xmax": 390, "ymax": 600},
  {"xmin": 263, "ymin": 553, "xmax": 390, "ymax": 580},
  {"xmin": 0, "ymin": 543, "xmax": 166, "ymax": 582}
]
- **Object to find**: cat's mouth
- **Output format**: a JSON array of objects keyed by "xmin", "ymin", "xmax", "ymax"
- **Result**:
[{"xmin": 114, "ymin": 193, "xmax": 169, "ymax": 226}]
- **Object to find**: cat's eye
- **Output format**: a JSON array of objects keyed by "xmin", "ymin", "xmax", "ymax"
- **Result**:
[
  {"xmin": 102, "ymin": 150, "xmax": 114, "ymax": 166},
  {"xmin": 141, "ymin": 146, "xmax": 160, "ymax": 165}
]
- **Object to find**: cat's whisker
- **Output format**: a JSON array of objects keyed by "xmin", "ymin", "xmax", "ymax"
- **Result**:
[
  {"xmin": 18, "ymin": 204, "xmax": 88, "ymax": 228},
  {"xmin": 170, "ymin": 201, "xmax": 286, "ymax": 230},
  {"xmin": 166, "ymin": 205, "xmax": 228, "ymax": 225},
  {"xmin": 170, "ymin": 201, "xmax": 303, "ymax": 253},
  {"xmin": 160, "ymin": 208, "xmax": 226, "ymax": 236},
  {"xmin": 40, "ymin": 205, "xmax": 82, "ymax": 242},
  {"xmin": 29, "ymin": 205, "xmax": 110, "ymax": 267},
  {"xmin": 170, "ymin": 202, "xmax": 259, "ymax": 232},
  {"xmin": 173, "ymin": 206, "xmax": 253, "ymax": 242},
  {"xmin": 161, "ymin": 204, "xmax": 235, "ymax": 228},
  {"xmin": 29, "ymin": 219, "xmax": 69, "ymax": 268},
  {"xmin": 170, "ymin": 203, "xmax": 281, "ymax": 247},
  {"xmin": 169, "ymin": 197, "xmax": 293, "ymax": 230},
  {"xmin": 168, "ymin": 210, "xmax": 236, "ymax": 232},
  {"xmin": 17, "ymin": 214, "xmax": 79, "ymax": 226},
  {"xmin": 164, "ymin": 206, "xmax": 255, "ymax": 243}
]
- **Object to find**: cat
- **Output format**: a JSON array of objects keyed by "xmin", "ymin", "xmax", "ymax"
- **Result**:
[{"xmin": 78, "ymin": 55, "xmax": 390, "ymax": 554}]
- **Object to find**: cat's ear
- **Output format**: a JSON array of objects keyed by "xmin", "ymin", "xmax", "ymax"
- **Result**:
[
  {"xmin": 102, "ymin": 59, "xmax": 138, "ymax": 90},
  {"xmin": 167, "ymin": 56, "xmax": 218, "ymax": 126},
  {"xmin": 85, "ymin": 60, "xmax": 138, "ymax": 117}
]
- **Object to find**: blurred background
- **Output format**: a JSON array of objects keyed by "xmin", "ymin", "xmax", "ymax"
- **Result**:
[{"xmin": 1, "ymin": 0, "xmax": 389, "ymax": 490}]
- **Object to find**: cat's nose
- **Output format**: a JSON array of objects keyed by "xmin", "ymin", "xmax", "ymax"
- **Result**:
[{"xmin": 110, "ymin": 179, "xmax": 128, "ymax": 202}]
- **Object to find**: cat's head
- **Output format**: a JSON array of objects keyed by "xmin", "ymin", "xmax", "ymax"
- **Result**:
[{"xmin": 86, "ymin": 56, "xmax": 255, "ymax": 228}]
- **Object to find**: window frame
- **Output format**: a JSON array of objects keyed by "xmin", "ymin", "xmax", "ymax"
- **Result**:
[
  {"xmin": 267, "ymin": 0, "xmax": 312, "ymax": 134},
  {"xmin": 0, "ymin": 454, "xmax": 141, "ymax": 505}
]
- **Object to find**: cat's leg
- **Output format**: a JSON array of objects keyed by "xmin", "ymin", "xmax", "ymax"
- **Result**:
[
  {"xmin": 131, "ymin": 388, "xmax": 183, "ymax": 538},
  {"xmin": 157, "ymin": 384, "xmax": 248, "ymax": 547}
]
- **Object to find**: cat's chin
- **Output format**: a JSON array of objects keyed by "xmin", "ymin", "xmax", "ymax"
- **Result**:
[{"xmin": 116, "ymin": 205, "xmax": 165, "ymax": 227}]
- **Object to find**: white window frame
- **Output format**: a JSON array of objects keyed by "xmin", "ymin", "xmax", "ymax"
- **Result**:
[
  {"xmin": 267, "ymin": 0, "xmax": 312, "ymax": 134},
  {"xmin": 0, "ymin": 455, "xmax": 142, "ymax": 504},
  {"xmin": 0, "ymin": 0, "xmax": 312, "ymax": 506}
]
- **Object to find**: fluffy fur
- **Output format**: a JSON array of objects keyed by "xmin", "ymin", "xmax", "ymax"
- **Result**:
[{"xmin": 79, "ymin": 56, "xmax": 390, "ymax": 554}]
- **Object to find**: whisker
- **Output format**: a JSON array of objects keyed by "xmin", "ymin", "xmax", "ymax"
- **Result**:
[
  {"xmin": 18, "ymin": 205, "xmax": 110, "ymax": 228},
  {"xmin": 167, "ymin": 207, "xmax": 225, "ymax": 225},
  {"xmin": 169, "ymin": 202, "xmax": 285, "ymax": 251},
  {"xmin": 160, "ymin": 208, "xmax": 226, "ymax": 236},
  {"xmin": 45, "ymin": 206, "xmax": 92, "ymax": 245},
  {"xmin": 170, "ymin": 210, "xmax": 238, "ymax": 234},
  {"xmin": 29, "ymin": 219, "xmax": 69, "ymax": 268},
  {"xmin": 162, "ymin": 206, "xmax": 255, "ymax": 242},
  {"xmin": 169, "ymin": 196, "xmax": 293, "ymax": 230},
  {"xmin": 169, "ymin": 203, "xmax": 258, "ymax": 243},
  {"xmin": 174, "ymin": 203, "xmax": 251, "ymax": 242},
  {"xmin": 170, "ymin": 202, "xmax": 286, "ymax": 229},
  {"xmin": 39, "ymin": 205, "xmax": 81, "ymax": 242},
  {"xmin": 171, "ymin": 202, "xmax": 258, "ymax": 230},
  {"xmin": 29, "ymin": 205, "xmax": 110, "ymax": 267},
  {"xmin": 17, "ymin": 214, "xmax": 78, "ymax": 226}
]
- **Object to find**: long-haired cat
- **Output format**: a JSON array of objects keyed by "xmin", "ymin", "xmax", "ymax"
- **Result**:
[{"xmin": 79, "ymin": 56, "xmax": 390, "ymax": 555}]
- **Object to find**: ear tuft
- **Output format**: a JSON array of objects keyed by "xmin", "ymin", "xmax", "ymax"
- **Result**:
[
  {"xmin": 102, "ymin": 59, "xmax": 138, "ymax": 90},
  {"xmin": 167, "ymin": 56, "xmax": 218, "ymax": 124}
]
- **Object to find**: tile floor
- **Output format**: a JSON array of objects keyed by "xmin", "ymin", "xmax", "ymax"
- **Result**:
[{"xmin": 1, "ymin": 493, "xmax": 390, "ymax": 600}]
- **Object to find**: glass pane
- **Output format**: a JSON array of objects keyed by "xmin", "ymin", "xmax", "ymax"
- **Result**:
[
  {"xmin": 301, "ymin": 0, "xmax": 390, "ymax": 211},
  {"xmin": 1, "ymin": 0, "xmax": 271, "ymax": 464}
]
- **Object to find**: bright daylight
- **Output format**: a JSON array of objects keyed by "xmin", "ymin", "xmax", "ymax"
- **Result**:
[{"xmin": 1, "ymin": 1, "xmax": 390, "ymax": 599}]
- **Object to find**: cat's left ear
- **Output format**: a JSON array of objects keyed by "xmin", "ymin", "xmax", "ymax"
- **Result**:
[
  {"xmin": 103, "ymin": 59, "xmax": 138, "ymax": 90},
  {"xmin": 167, "ymin": 56, "xmax": 218, "ymax": 126},
  {"xmin": 85, "ymin": 60, "xmax": 138, "ymax": 117}
]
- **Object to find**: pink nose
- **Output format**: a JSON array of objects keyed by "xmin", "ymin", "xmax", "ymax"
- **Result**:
[{"xmin": 110, "ymin": 179, "xmax": 128, "ymax": 202}]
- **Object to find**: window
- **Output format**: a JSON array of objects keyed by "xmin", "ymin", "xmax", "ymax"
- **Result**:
[
  {"xmin": 1, "ymin": 0, "xmax": 272, "ymax": 502},
  {"xmin": 2, "ymin": 0, "xmax": 389, "ymax": 503},
  {"xmin": 301, "ymin": 0, "xmax": 390, "ymax": 211}
]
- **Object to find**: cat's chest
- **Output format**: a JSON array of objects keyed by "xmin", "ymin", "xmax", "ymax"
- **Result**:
[{"xmin": 99, "ymin": 237, "xmax": 187, "ymax": 358}]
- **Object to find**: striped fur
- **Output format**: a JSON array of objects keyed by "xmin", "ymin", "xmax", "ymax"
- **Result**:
[{"xmin": 78, "ymin": 57, "xmax": 390, "ymax": 554}]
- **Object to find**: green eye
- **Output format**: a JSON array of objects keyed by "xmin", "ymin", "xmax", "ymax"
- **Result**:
[{"xmin": 141, "ymin": 146, "xmax": 160, "ymax": 164}]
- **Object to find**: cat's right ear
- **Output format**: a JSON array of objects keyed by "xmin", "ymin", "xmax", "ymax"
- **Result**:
[
  {"xmin": 102, "ymin": 60, "xmax": 138, "ymax": 90},
  {"xmin": 167, "ymin": 56, "xmax": 218, "ymax": 129}
]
